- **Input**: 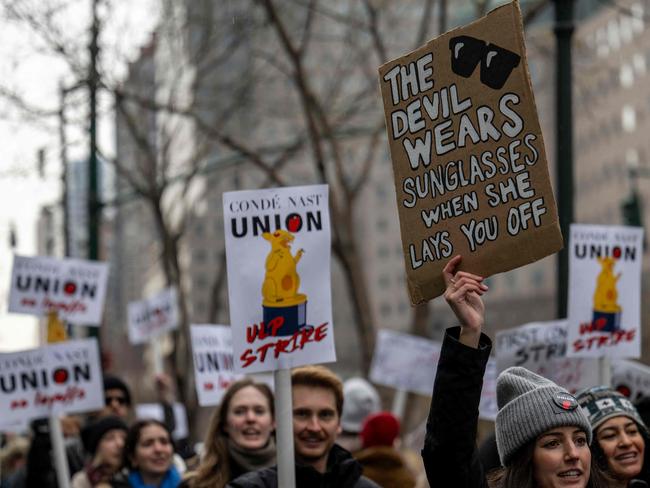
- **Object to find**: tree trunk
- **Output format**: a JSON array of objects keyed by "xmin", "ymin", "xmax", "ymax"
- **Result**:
[{"xmin": 333, "ymin": 210, "xmax": 376, "ymax": 375}]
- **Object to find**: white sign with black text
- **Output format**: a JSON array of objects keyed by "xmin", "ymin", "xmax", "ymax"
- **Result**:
[
  {"xmin": 191, "ymin": 324, "xmax": 243, "ymax": 406},
  {"xmin": 566, "ymin": 224, "xmax": 643, "ymax": 358},
  {"xmin": 127, "ymin": 287, "xmax": 180, "ymax": 344},
  {"xmin": 223, "ymin": 185, "xmax": 335, "ymax": 373},
  {"xmin": 0, "ymin": 338, "xmax": 104, "ymax": 422},
  {"xmin": 8, "ymin": 255, "xmax": 109, "ymax": 325},
  {"xmin": 369, "ymin": 329, "xmax": 441, "ymax": 396},
  {"xmin": 496, "ymin": 320, "xmax": 599, "ymax": 393}
]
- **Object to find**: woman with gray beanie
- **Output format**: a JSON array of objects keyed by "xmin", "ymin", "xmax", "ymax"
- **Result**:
[
  {"xmin": 421, "ymin": 255, "xmax": 611, "ymax": 488},
  {"xmin": 577, "ymin": 386, "xmax": 650, "ymax": 487}
]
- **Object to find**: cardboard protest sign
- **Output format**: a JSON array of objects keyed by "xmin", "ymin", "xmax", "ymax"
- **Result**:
[
  {"xmin": 496, "ymin": 320, "xmax": 599, "ymax": 393},
  {"xmin": 127, "ymin": 287, "xmax": 179, "ymax": 344},
  {"xmin": 190, "ymin": 324, "xmax": 243, "ymax": 406},
  {"xmin": 369, "ymin": 329, "xmax": 441, "ymax": 396},
  {"xmin": 378, "ymin": 1, "xmax": 562, "ymax": 303},
  {"xmin": 479, "ymin": 358, "xmax": 497, "ymax": 421},
  {"xmin": 0, "ymin": 338, "xmax": 104, "ymax": 423},
  {"xmin": 135, "ymin": 403, "xmax": 188, "ymax": 440},
  {"xmin": 611, "ymin": 359, "xmax": 650, "ymax": 402},
  {"xmin": 566, "ymin": 224, "xmax": 644, "ymax": 358},
  {"xmin": 223, "ymin": 185, "xmax": 335, "ymax": 374},
  {"xmin": 9, "ymin": 255, "xmax": 109, "ymax": 325}
]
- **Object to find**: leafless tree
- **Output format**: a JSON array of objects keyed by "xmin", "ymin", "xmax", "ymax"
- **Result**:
[{"xmin": 0, "ymin": 1, "xmax": 553, "ymax": 416}]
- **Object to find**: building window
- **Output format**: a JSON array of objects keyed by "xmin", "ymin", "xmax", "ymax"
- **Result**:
[
  {"xmin": 378, "ymin": 275, "xmax": 390, "ymax": 288},
  {"xmin": 379, "ymin": 303, "xmax": 392, "ymax": 316},
  {"xmin": 622, "ymin": 106, "xmax": 637, "ymax": 132},
  {"xmin": 631, "ymin": 3, "xmax": 644, "ymax": 34},
  {"xmin": 607, "ymin": 19, "xmax": 621, "ymax": 51},
  {"xmin": 620, "ymin": 63, "xmax": 634, "ymax": 88},
  {"xmin": 633, "ymin": 53, "xmax": 646, "ymax": 75}
]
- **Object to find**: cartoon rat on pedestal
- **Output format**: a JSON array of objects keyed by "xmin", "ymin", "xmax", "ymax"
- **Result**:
[{"xmin": 261, "ymin": 230, "xmax": 306, "ymax": 308}]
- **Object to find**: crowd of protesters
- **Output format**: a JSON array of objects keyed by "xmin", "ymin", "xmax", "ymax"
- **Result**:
[{"xmin": 2, "ymin": 255, "xmax": 650, "ymax": 488}]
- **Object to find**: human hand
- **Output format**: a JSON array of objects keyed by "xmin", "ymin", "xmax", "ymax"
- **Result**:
[
  {"xmin": 155, "ymin": 373, "xmax": 175, "ymax": 403},
  {"xmin": 442, "ymin": 255, "xmax": 488, "ymax": 348}
]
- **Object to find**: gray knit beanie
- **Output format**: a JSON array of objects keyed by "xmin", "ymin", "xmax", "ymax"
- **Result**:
[
  {"xmin": 495, "ymin": 367, "xmax": 592, "ymax": 466},
  {"xmin": 341, "ymin": 378, "xmax": 381, "ymax": 433}
]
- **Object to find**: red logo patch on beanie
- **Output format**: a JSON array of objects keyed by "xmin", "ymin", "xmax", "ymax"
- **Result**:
[{"xmin": 552, "ymin": 393, "xmax": 578, "ymax": 411}]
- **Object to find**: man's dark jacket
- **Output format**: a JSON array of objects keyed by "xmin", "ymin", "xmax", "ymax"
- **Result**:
[
  {"xmin": 226, "ymin": 444, "xmax": 379, "ymax": 488},
  {"xmin": 421, "ymin": 326, "xmax": 492, "ymax": 488}
]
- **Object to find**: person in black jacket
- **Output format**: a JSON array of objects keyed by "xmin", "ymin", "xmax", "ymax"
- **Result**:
[
  {"xmin": 422, "ymin": 255, "xmax": 612, "ymax": 488},
  {"xmin": 577, "ymin": 386, "xmax": 650, "ymax": 487},
  {"xmin": 226, "ymin": 365, "xmax": 378, "ymax": 488}
]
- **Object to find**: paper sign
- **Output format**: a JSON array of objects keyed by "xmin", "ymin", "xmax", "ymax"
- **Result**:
[
  {"xmin": 369, "ymin": 329, "xmax": 441, "ymax": 396},
  {"xmin": 378, "ymin": 1, "xmax": 562, "ymax": 303},
  {"xmin": 8, "ymin": 255, "xmax": 109, "ymax": 325},
  {"xmin": 496, "ymin": 320, "xmax": 599, "ymax": 393},
  {"xmin": 127, "ymin": 287, "xmax": 180, "ymax": 344},
  {"xmin": 190, "ymin": 324, "xmax": 243, "ymax": 406},
  {"xmin": 0, "ymin": 338, "xmax": 104, "ymax": 423},
  {"xmin": 479, "ymin": 358, "xmax": 497, "ymax": 421},
  {"xmin": 566, "ymin": 224, "xmax": 644, "ymax": 358},
  {"xmin": 0, "ymin": 417, "xmax": 29, "ymax": 434},
  {"xmin": 223, "ymin": 185, "xmax": 336, "ymax": 374},
  {"xmin": 135, "ymin": 403, "xmax": 188, "ymax": 440},
  {"xmin": 611, "ymin": 359, "xmax": 650, "ymax": 402}
]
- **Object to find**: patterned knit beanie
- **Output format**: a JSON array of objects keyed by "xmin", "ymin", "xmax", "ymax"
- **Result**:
[
  {"xmin": 496, "ymin": 367, "xmax": 592, "ymax": 466},
  {"xmin": 576, "ymin": 385, "xmax": 648, "ymax": 434}
]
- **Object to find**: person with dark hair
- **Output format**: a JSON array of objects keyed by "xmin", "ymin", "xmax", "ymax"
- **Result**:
[
  {"xmin": 422, "ymin": 255, "xmax": 612, "ymax": 488},
  {"xmin": 577, "ymin": 386, "xmax": 650, "ymax": 487},
  {"xmin": 227, "ymin": 365, "xmax": 378, "ymax": 487},
  {"xmin": 71, "ymin": 416, "xmax": 128, "ymax": 488},
  {"xmin": 354, "ymin": 411, "xmax": 416, "ymax": 488},
  {"xmin": 634, "ymin": 397, "xmax": 650, "ymax": 430},
  {"xmin": 118, "ymin": 419, "xmax": 180, "ymax": 488},
  {"xmin": 180, "ymin": 379, "xmax": 276, "ymax": 488},
  {"xmin": 101, "ymin": 375, "xmax": 133, "ymax": 420}
]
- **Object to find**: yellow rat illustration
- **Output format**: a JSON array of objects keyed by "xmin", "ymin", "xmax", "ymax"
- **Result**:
[
  {"xmin": 261, "ymin": 230, "xmax": 306, "ymax": 307},
  {"xmin": 593, "ymin": 256, "xmax": 621, "ymax": 314}
]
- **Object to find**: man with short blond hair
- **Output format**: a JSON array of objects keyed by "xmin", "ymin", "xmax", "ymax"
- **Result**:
[{"xmin": 228, "ymin": 365, "xmax": 379, "ymax": 488}]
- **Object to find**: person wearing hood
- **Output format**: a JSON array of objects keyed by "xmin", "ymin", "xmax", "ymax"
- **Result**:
[
  {"xmin": 578, "ymin": 386, "xmax": 650, "ymax": 487},
  {"xmin": 421, "ymin": 255, "xmax": 612, "ymax": 488},
  {"xmin": 354, "ymin": 411, "xmax": 416, "ymax": 488}
]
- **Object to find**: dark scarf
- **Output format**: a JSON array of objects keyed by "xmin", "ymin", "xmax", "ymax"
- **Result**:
[{"xmin": 227, "ymin": 437, "xmax": 276, "ymax": 474}]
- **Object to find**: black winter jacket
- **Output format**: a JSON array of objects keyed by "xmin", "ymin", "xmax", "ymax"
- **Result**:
[
  {"xmin": 226, "ymin": 444, "xmax": 379, "ymax": 488},
  {"xmin": 422, "ymin": 326, "xmax": 492, "ymax": 488}
]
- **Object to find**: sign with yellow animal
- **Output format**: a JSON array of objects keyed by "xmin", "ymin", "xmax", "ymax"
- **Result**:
[
  {"xmin": 223, "ymin": 184, "xmax": 335, "ymax": 373},
  {"xmin": 378, "ymin": 1, "xmax": 562, "ymax": 303},
  {"xmin": 566, "ymin": 224, "xmax": 644, "ymax": 358}
]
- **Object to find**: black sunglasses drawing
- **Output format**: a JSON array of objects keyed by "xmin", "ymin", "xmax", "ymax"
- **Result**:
[{"xmin": 449, "ymin": 36, "xmax": 521, "ymax": 90}]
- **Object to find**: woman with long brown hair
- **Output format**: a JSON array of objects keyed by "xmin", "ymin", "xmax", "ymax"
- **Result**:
[
  {"xmin": 422, "ymin": 255, "xmax": 612, "ymax": 488},
  {"xmin": 181, "ymin": 379, "xmax": 276, "ymax": 488}
]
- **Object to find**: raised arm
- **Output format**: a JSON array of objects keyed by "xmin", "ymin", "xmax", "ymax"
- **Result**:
[{"xmin": 422, "ymin": 255, "xmax": 492, "ymax": 488}]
